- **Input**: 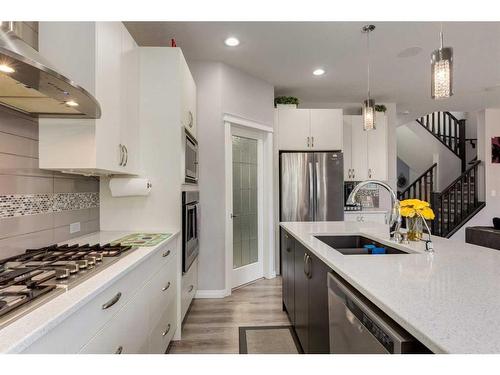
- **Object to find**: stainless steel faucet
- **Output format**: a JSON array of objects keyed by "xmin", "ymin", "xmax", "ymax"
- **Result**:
[
  {"xmin": 346, "ymin": 180, "xmax": 403, "ymax": 243},
  {"xmin": 416, "ymin": 211, "xmax": 434, "ymax": 253}
]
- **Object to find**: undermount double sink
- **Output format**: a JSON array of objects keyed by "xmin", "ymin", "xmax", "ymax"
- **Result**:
[{"xmin": 315, "ymin": 235, "xmax": 409, "ymax": 255}]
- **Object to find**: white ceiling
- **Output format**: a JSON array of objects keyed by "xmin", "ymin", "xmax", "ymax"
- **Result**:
[{"xmin": 125, "ymin": 22, "xmax": 500, "ymax": 123}]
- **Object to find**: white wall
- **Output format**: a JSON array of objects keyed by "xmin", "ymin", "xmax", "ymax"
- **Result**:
[
  {"xmin": 397, "ymin": 120, "xmax": 462, "ymax": 191},
  {"xmin": 190, "ymin": 61, "xmax": 274, "ymax": 292}
]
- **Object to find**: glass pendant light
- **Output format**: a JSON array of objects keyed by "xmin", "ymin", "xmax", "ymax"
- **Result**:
[
  {"xmin": 431, "ymin": 24, "xmax": 453, "ymax": 99},
  {"xmin": 362, "ymin": 25, "xmax": 376, "ymax": 131}
]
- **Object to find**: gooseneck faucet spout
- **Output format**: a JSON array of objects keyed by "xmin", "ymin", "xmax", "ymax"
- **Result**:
[{"xmin": 347, "ymin": 180, "xmax": 403, "ymax": 242}]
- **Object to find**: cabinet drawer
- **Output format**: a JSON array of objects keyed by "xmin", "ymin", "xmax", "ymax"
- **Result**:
[
  {"xmin": 181, "ymin": 258, "xmax": 198, "ymax": 321},
  {"xmin": 22, "ymin": 243, "xmax": 177, "ymax": 353},
  {"xmin": 148, "ymin": 257, "xmax": 177, "ymax": 336},
  {"xmin": 79, "ymin": 292, "xmax": 149, "ymax": 354},
  {"xmin": 149, "ymin": 299, "xmax": 177, "ymax": 354}
]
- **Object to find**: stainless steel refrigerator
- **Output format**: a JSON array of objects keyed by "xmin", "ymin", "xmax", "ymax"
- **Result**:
[{"xmin": 280, "ymin": 152, "xmax": 344, "ymax": 222}]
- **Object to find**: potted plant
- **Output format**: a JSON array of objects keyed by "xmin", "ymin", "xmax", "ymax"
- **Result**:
[
  {"xmin": 400, "ymin": 199, "xmax": 435, "ymax": 241},
  {"xmin": 275, "ymin": 96, "xmax": 299, "ymax": 109},
  {"xmin": 375, "ymin": 104, "xmax": 387, "ymax": 113}
]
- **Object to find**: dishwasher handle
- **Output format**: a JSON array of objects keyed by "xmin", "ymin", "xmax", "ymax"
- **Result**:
[{"xmin": 328, "ymin": 273, "xmax": 413, "ymax": 353}]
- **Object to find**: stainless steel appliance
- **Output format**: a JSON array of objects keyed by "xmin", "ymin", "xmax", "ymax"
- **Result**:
[
  {"xmin": 0, "ymin": 21, "xmax": 101, "ymax": 119},
  {"xmin": 328, "ymin": 272, "xmax": 428, "ymax": 354},
  {"xmin": 280, "ymin": 152, "xmax": 344, "ymax": 221},
  {"xmin": 0, "ymin": 243, "xmax": 133, "ymax": 328},
  {"xmin": 182, "ymin": 191, "xmax": 200, "ymax": 273},
  {"xmin": 184, "ymin": 129, "xmax": 198, "ymax": 184}
]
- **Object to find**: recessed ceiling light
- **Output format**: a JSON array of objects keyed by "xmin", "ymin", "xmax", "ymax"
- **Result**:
[
  {"xmin": 224, "ymin": 37, "xmax": 240, "ymax": 47},
  {"xmin": 313, "ymin": 68, "xmax": 325, "ymax": 76},
  {"xmin": 65, "ymin": 100, "xmax": 79, "ymax": 107},
  {"xmin": 0, "ymin": 64, "xmax": 15, "ymax": 74}
]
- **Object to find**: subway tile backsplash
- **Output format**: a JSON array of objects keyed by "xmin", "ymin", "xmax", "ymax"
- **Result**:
[{"xmin": 0, "ymin": 107, "xmax": 100, "ymax": 258}]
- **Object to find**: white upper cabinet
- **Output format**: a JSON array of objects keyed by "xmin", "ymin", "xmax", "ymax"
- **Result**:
[
  {"xmin": 277, "ymin": 109, "xmax": 310, "ymax": 150},
  {"xmin": 343, "ymin": 113, "xmax": 388, "ymax": 182},
  {"xmin": 181, "ymin": 60, "xmax": 197, "ymax": 138},
  {"xmin": 367, "ymin": 113, "xmax": 388, "ymax": 180},
  {"xmin": 38, "ymin": 22, "xmax": 140, "ymax": 175},
  {"xmin": 276, "ymin": 108, "xmax": 343, "ymax": 151},
  {"xmin": 309, "ymin": 109, "xmax": 343, "ymax": 150}
]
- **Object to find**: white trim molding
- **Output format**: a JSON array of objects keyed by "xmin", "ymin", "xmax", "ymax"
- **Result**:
[
  {"xmin": 195, "ymin": 289, "xmax": 230, "ymax": 299},
  {"xmin": 223, "ymin": 113, "xmax": 274, "ymax": 133}
]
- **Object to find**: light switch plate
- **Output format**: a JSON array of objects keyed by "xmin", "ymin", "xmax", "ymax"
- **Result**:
[{"xmin": 70, "ymin": 222, "xmax": 81, "ymax": 234}]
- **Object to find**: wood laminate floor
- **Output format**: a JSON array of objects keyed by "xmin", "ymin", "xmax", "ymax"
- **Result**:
[{"xmin": 169, "ymin": 277, "xmax": 290, "ymax": 354}]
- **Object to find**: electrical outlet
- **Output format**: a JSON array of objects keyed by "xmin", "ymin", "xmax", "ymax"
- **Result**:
[{"xmin": 70, "ymin": 222, "xmax": 81, "ymax": 234}]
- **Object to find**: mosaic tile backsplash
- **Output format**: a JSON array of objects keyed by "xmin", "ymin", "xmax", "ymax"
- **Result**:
[{"xmin": 0, "ymin": 192, "xmax": 100, "ymax": 219}]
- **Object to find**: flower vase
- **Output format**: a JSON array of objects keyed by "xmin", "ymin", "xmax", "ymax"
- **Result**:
[{"xmin": 407, "ymin": 216, "xmax": 424, "ymax": 241}]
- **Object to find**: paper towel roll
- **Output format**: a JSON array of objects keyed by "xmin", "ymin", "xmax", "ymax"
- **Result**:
[{"xmin": 109, "ymin": 178, "xmax": 152, "ymax": 197}]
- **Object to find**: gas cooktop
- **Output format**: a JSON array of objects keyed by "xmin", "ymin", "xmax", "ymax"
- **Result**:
[{"xmin": 0, "ymin": 243, "xmax": 133, "ymax": 328}]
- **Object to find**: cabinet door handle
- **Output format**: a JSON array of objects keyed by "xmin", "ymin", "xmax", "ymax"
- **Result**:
[
  {"xmin": 119, "ymin": 144, "xmax": 124, "ymax": 166},
  {"xmin": 368, "ymin": 168, "xmax": 372, "ymax": 178},
  {"xmin": 162, "ymin": 281, "xmax": 171, "ymax": 292},
  {"xmin": 306, "ymin": 254, "xmax": 312, "ymax": 279},
  {"xmin": 115, "ymin": 346, "xmax": 123, "ymax": 354},
  {"xmin": 188, "ymin": 284, "xmax": 194, "ymax": 293},
  {"xmin": 123, "ymin": 145, "xmax": 128, "ymax": 166},
  {"xmin": 353, "ymin": 169, "xmax": 355, "ymax": 179},
  {"xmin": 162, "ymin": 323, "xmax": 172, "ymax": 337},
  {"xmin": 102, "ymin": 292, "xmax": 122, "ymax": 310},
  {"xmin": 303, "ymin": 253, "xmax": 308, "ymax": 275},
  {"xmin": 307, "ymin": 136, "xmax": 310, "ymax": 148},
  {"xmin": 162, "ymin": 250, "xmax": 171, "ymax": 258},
  {"xmin": 311, "ymin": 136, "xmax": 314, "ymax": 148},
  {"xmin": 188, "ymin": 111, "xmax": 194, "ymax": 128}
]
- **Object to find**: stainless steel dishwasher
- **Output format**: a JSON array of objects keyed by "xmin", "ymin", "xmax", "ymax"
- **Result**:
[{"xmin": 328, "ymin": 272, "xmax": 428, "ymax": 354}]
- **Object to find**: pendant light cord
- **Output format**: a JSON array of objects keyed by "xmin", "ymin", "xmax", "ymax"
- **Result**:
[{"xmin": 367, "ymin": 30, "xmax": 371, "ymax": 99}]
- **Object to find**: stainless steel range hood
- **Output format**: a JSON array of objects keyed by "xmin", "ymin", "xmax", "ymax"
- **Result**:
[{"xmin": 0, "ymin": 22, "xmax": 101, "ymax": 119}]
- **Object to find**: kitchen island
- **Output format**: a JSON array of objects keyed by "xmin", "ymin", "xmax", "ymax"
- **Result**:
[{"xmin": 280, "ymin": 221, "xmax": 500, "ymax": 354}]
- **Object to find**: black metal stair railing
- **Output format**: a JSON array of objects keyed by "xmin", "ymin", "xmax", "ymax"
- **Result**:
[
  {"xmin": 398, "ymin": 163, "xmax": 437, "ymax": 203},
  {"xmin": 416, "ymin": 111, "xmax": 467, "ymax": 172},
  {"xmin": 431, "ymin": 160, "xmax": 484, "ymax": 238}
]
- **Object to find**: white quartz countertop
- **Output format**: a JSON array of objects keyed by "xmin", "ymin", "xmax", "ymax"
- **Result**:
[
  {"xmin": 0, "ymin": 230, "xmax": 179, "ymax": 353},
  {"xmin": 280, "ymin": 221, "xmax": 500, "ymax": 354}
]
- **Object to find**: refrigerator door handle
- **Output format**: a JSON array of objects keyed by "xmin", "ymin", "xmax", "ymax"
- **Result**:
[
  {"xmin": 316, "ymin": 161, "xmax": 320, "ymax": 219},
  {"xmin": 308, "ymin": 162, "xmax": 314, "ymax": 220}
]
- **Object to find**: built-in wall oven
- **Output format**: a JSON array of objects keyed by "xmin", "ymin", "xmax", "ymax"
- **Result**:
[
  {"xmin": 185, "ymin": 129, "xmax": 198, "ymax": 184},
  {"xmin": 182, "ymin": 191, "xmax": 200, "ymax": 273}
]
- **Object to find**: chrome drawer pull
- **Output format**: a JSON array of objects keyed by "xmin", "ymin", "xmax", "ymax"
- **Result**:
[
  {"xmin": 162, "ymin": 323, "xmax": 171, "ymax": 337},
  {"xmin": 162, "ymin": 250, "xmax": 171, "ymax": 258},
  {"xmin": 162, "ymin": 282, "xmax": 171, "ymax": 291},
  {"xmin": 102, "ymin": 292, "xmax": 122, "ymax": 310},
  {"xmin": 115, "ymin": 346, "xmax": 123, "ymax": 354},
  {"xmin": 188, "ymin": 285, "xmax": 194, "ymax": 293}
]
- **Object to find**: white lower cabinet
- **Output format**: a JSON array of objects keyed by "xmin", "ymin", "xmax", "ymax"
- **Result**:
[
  {"xmin": 21, "ymin": 239, "xmax": 179, "ymax": 354},
  {"xmin": 79, "ymin": 291, "xmax": 149, "ymax": 354},
  {"xmin": 344, "ymin": 212, "xmax": 387, "ymax": 224},
  {"xmin": 181, "ymin": 258, "xmax": 198, "ymax": 321}
]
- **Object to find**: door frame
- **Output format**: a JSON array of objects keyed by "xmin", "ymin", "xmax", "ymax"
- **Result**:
[{"xmin": 224, "ymin": 114, "xmax": 275, "ymax": 295}]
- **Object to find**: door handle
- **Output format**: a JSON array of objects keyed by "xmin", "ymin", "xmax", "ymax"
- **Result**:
[
  {"xmin": 303, "ymin": 253, "xmax": 308, "ymax": 275},
  {"xmin": 368, "ymin": 168, "xmax": 372, "ymax": 178},
  {"xmin": 306, "ymin": 254, "xmax": 312, "ymax": 279},
  {"xmin": 162, "ymin": 281, "xmax": 171, "ymax": 291},
  {"xmin": 102, "ymin": 292, "xmax": 122, "ymax": 310},
  {"xmin": 123, "ymin": 145, "xmax": 128, "ymax": 166},
  {"xmin": 315, "ymin": 161, "xmax": 320, "ymax": 218},
  {"xmin": 311, "ymin": 136, "xmax": 314, "ymax": 148},
  {"xmin": 307, "ymin": 136, "xmax": 310, "ymax": 148},
  {"xmin": 162, "ymin": 323, "xmax": 172, "ymax": 337}
]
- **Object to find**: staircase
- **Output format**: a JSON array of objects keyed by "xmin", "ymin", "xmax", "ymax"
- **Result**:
[
  {"xmin": 431, "ymin": 160, "xmax": 485, "ymax": 238},
  {"xmin": 399, "ymin": 111, "xmax": 484, "ymax": 238},
  {"xmin": 416, "ymin": 111, "xmax": 467, "ymax": 172}
]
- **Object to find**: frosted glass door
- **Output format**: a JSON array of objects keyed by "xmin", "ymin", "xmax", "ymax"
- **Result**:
[{"xmin": 232, "ymin": 136, "xmax": 258, "ymax": 269}]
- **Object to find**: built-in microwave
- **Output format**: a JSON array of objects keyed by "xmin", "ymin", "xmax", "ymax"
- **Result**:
[{"xmin": 185, "ymin": 128, "xmax": 198, "ymax": 184}]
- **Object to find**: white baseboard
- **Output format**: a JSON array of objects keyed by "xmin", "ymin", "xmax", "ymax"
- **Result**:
[{"xmin": 195, "ymin": 289, "xmax": 229, "ymax": 299}]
